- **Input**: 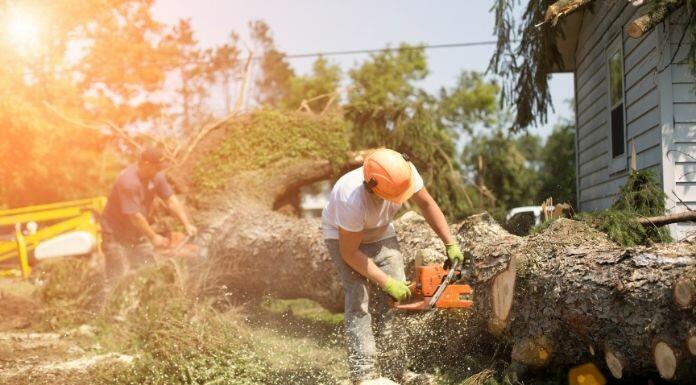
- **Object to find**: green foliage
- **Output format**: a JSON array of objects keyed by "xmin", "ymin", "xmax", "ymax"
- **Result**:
[
  {"xmin": 613, "ymin": 169, "xmax": 667, "ymax": 214},
  {"xmin": 489, "ymin": 0, "xmax": 563, "ymax": 131},
  {"xmin": 462, "ymin": 130, "xmax": 539, "ymax": 211},
  {"xmin": 0, "ymin": 95, "xmax": 119, "ymax": 207},
  {"xmin": 194, "ymin": 110, "xmax": 351, "ymax": 191},
  {"xmin": 0, "ymin": 0, "xmax": 187, "ymax": 207},
  {"xmin": 282, "ymin": 56, "xmax": 342, "ymax": 112},
  {"xmin": 32, "ymin": 258, "xmax": 104, "ymax": 329},
  {"xmin": 348, "ymin": 43, "xmax": 429, "ymax": 106},
  {"xmin": 578, "ymin": 170, "xmax": 672, "ymax": 245},
  {"xmin": 461, "ymin": 114, "xmax": 576, "ymax": 225},
  {"xmin": 98, "ymin": 262, "xmax": 268, "ymax": 385},
  {"xmin": 537, "ymin": 122, "xmax": 577, "ymax": 207},
  {"xmin": 345, "ymin": 46, "xmax": 499, "ymax": 219},
  {"xmin": 251, "ymin": 20, "xmax": 295, "ymax": 107},
  {"xmin": 438, "ymin": 71, "xmax": 499, "ymax": 134},
  {"xmin": 347, "ymin": 102, "xmax": 474, "ymax": 219}
]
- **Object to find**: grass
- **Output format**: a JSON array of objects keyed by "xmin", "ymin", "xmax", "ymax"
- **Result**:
[
  {"xmin": 261, "ymin": 297, "xmax": 344, "ymax": 326},
  {"xmin": 2, "ymin": 256, "xmax": 574, "ymax": 385}
]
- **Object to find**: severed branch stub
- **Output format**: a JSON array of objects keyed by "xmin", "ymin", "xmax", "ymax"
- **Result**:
[
  {"xmin": 542, "ymin": 0, "xmax": 594, "ymax": 27},
  {"xmin": 627, "ymin": 0, "xmax": 684, "ymax": 39}
]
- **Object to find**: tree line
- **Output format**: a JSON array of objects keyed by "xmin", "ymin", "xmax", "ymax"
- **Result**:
[{"xmin": 0, "ymin": 0, "xmax": 575, "ymax": 222}]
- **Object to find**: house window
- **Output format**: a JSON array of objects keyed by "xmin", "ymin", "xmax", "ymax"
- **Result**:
[{"xmin": 608, "ymin": 38, "xmax": 625, "ymax": 159}]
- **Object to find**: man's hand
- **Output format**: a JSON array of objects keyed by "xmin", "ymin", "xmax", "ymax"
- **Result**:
[
  {"xmin": 184, "ymin": 223, "xmax": 198, "ymax": 237},
  {"xmin": 383, "ymin": 277, "xmax": 411, "ymax": 301},
  {"xmin": 151, "ymin": 234, "xmax": 169, "ymax": 249},
  {"xmin": 445, "ymin": 243, "xmax": 465, "ymax": 264}
]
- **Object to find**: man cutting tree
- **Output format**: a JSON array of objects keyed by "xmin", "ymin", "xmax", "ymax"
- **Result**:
[
  {"xmin": 322, "ymin": 148, "xmax": 466, "ymax": 385},
  {"xmin": 101, "ymin": 146, "xmax": 197, "ymax": 281}
]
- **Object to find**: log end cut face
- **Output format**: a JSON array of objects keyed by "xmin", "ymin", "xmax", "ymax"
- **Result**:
[
  {"xmin": 604, "ymin": 350, "xmax": 624, "ymax": 379},
  {"xmin": 674, "ymin": 278, "xmax": 695, "ymax": 309},
  {"xmin": 653, "ymin": 341, "xmax": 677, "ymax": 380}
]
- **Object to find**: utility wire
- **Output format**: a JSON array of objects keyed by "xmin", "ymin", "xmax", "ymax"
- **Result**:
[
  {"xmin": 2, "ymin": 40, "xmax": 500, "ymax": 81},
  {"xmin": 280, "ymin": 41, "xmax": 499, "ymax": 59}
]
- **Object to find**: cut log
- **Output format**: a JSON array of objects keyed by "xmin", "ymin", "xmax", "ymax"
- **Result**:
[
  {"xmin": 637, "ymin": 210, "xmax": 696, "ymax": 227},
  {"xmin": 674, "ymin": 277, "xmax": 695, "ymax": 309},
  {"xmin": 627, "ymin": 0, "xmax": 684, "ymax": 39},
  {"xmin": 605, "ymin": 348, "xmax": 626, "ymax": 379},
  {"xmin": 653, "ymin": 340, "xmax": 678, "ymax": 380}
]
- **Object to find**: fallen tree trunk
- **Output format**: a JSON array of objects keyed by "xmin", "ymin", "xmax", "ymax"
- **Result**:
[{"xmin": 190, "ymin": 158, "xmax": 696, "ymax": 382}]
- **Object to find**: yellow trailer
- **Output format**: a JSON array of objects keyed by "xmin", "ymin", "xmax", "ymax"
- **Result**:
[{"xmin": 0, "ymin": 197, "xmax": 106, "ymax": 278}]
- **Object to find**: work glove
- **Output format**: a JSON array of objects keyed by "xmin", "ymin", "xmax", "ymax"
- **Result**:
[
  {"xmin": 184, "ymin": 223, "xmax": 198, "ymax": 237},
  {"xmin": 151, "ymin": 234, "xmax": 170, "ymax": 249},
  {"xmin": 445, "ymin": 243, "xmax": 466, "ymax": 265},
  {"xmin": 383, "ymin": 277, "xmax": 411, "ymax": 301}
]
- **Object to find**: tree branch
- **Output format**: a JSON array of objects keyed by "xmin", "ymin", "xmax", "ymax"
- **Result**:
[
  {"xmin": 627, "ymin": 0, "xmax": 684, "ymax": 38},
  {"xmin": 637, "ymin": 210, "xmax": 696, "ymax": 226}
]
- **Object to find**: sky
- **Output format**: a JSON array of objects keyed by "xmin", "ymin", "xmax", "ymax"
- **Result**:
[{"xmin": 152, "ymin": 0, "xmax": 575, "ymax": 138}]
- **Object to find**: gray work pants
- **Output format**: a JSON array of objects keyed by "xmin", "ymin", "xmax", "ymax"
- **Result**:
[
  {"xmin": 102, "ymin": 234, "xmax": 155, "ymax": 282},
  {"xmin": 325, "ymin": 237, "xmax": 406, "ymax": 383}
]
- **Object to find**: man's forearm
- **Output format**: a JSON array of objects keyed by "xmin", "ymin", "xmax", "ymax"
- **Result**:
[
  {"xmin": 128, "ymin": 213, "xmax": 158, "ymax": 241},
  {"xmin": 420, "ymin": 202, "xmax": 454, "ymax": 245},
  {"xmin": 167, "ymin": 195, "xmax": 191, "ymax": 227},
  {"xmin": 413, "ymin": 189, "xmax": 454, "ymax": 245}
]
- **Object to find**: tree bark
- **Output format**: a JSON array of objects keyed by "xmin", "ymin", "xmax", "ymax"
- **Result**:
[
  {"xmin": 544, "ymin": 0, "xmax": 594, "ymax": 25},
  {"xmin": 190, "ymin": 155, "xmax": 696, "ymax": 381},
  {"xmin": 637, "ymin": 210, "xmax": 696, "ymax": 227},
  {"xmin": 627, "ymin": 0, "xmax": 684, "ymax": 39}
]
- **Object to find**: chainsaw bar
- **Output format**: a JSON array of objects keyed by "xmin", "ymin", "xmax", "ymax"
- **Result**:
[{"xmin": 428, "ymin": 260, "xmax": 461, "ymax": 309}]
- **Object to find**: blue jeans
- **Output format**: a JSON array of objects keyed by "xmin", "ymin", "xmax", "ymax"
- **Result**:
[
  {"xmin": 102, "ymin": 234, "xmax": 155, "ymax": 282},
  {"xmin": 325, "ymin": 237, "xmax": 406, "ymax": 382}
]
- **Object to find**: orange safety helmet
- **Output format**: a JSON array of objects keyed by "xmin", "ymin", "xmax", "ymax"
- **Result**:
[{"xmin": 363, "ymin": 148, "xmax": 415, "ymax": 204}]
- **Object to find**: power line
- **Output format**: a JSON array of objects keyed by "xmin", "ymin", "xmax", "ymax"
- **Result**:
[
  {"xmin": 2, "ymin": 40, "xmax": 500, "ymax": 77},
  {"xmin": 280, "ymin": 41, "xmax": 499, "ymax": 60}
]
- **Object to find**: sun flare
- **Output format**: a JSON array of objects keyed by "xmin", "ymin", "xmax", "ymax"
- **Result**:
[{"xmin": 7, "ymin": 8, "xmax": 40, "ymax": 49}]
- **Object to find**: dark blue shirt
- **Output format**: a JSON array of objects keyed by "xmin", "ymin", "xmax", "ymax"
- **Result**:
[{"xmin": 101, "ymin": 165, "xmax": 173, "ymax": 242}]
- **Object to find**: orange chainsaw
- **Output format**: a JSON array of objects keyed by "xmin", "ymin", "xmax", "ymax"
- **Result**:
[{"xmin": 395, "ymin": 259, "xmax": 474, "ymax": 311}]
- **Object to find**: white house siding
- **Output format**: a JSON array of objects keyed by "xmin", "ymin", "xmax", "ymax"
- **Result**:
[
  {"xmin": 663, "ymin": 9, "xmax": 696, "ymax": 240},
  {"xmin": 575, "ymin": 2, "xmax": 662, "ymax": 212}
]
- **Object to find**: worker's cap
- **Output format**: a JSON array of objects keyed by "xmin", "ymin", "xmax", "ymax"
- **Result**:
[{"xmin": 139, "ymin": 146, "xmax": 169, "ymax": 169}]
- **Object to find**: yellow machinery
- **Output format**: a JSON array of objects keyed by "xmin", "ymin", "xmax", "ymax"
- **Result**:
[{"xmin": 0, "ymin": 197, "xmax": 106, "ymax": 278}]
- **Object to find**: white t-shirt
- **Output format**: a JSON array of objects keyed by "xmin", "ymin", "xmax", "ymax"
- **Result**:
[{"xmin": 321, "ymin": 164, "xmax": 424, "ymax": 243}]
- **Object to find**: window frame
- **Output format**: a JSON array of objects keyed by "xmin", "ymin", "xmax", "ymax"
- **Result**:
[{"xmin": 606, "ymin": 34, "xmax": 627, "ymax": 174}]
